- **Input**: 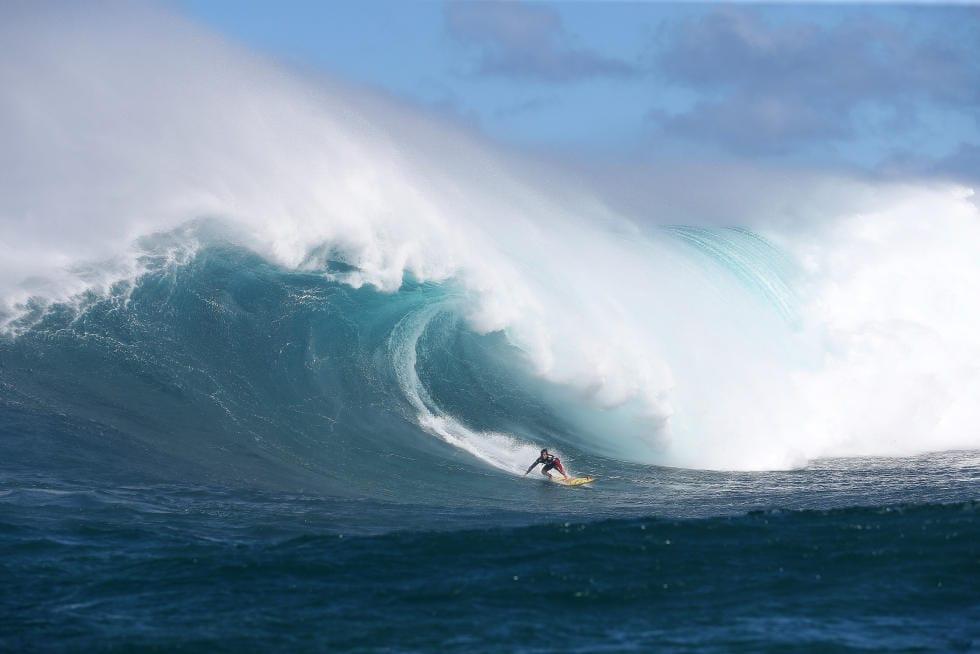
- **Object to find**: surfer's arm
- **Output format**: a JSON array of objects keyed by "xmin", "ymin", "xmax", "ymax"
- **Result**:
[{"xmin": 524, "ymin": 460, "xmax": 541, "ymax": 475}]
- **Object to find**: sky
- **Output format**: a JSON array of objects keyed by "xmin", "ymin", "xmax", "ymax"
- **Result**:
[{"xmin": 172, "ymin": 0, "xmax": 980, "ymax": 183}]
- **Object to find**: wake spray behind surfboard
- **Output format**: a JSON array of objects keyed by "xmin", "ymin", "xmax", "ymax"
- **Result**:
[{"xmin": 386, "ymin": 302, "xmax": 542, "ymax": 475}]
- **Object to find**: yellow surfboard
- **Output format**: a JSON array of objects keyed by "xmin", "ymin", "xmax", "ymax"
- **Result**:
[{"xmin": 554, "ymin": 476, "xmax": 596, "ymax": 486}]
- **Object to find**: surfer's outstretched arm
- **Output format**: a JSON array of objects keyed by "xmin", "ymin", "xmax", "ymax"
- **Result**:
[{"xmin": 525, "ymin": 460, "xmax": 540, "ymax": 475}]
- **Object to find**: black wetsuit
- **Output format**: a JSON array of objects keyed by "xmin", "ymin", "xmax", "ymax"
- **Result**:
[{"xmin": 528, "ymin": 453, "xmax": 566, "ymax": 475}]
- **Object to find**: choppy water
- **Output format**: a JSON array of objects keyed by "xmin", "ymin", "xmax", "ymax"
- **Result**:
[{"xmin": 2, "ymin": 455, "xmax": 978, "ymax": 653}]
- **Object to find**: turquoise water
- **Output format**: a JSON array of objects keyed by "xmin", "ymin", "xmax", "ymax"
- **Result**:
[{"xmin": 1, "ymin": 245, "xmax": 978, "ymax": 652}]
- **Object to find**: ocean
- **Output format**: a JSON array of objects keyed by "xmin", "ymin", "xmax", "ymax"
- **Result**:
[{"xmin": 2, "ymin": 245, "xmax": 977, "ymax": 652}]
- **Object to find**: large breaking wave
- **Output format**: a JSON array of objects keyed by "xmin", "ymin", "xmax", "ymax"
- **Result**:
[{"xmin": 2, "ymin": 4, "xmax": 979, "ymax": 481}]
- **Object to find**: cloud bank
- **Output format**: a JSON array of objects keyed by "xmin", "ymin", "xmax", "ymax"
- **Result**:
[
  {"xmin": 444, "ymin": 1, "xmax": 637, "ymax": 83},
  {"xmin": 653, "ymin": 8, "xmax": 980, "ymax": 157}
]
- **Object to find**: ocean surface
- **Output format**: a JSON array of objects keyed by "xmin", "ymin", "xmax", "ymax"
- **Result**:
[{"xmin": 2, "ymin": 244, "xmax": 978, "ymax": 652}]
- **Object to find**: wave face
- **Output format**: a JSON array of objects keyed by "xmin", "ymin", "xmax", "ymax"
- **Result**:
[
  {"xmin": 2, "ymin": 4, "xmax": 980, "ymax": 475},
  {"xmin": 1, "ymin": 242, "xmax": 540, "ymax": 497}
]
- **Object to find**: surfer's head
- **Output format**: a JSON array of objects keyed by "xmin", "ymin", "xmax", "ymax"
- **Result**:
[{"xmin": 540, "ymin": 448, "xmax": 548, "ymax": 456}]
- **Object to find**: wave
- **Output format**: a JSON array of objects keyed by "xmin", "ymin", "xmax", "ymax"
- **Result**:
[{"xmin": 2, "ymin": 4, "xmax": 980, "ymax": 476}]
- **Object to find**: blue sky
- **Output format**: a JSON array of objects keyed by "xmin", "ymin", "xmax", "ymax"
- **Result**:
[{"xmin": 174, "ymin": 1, "xmax": 980, "ymax": 180}]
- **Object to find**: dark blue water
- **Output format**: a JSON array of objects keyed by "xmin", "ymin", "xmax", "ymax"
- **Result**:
[
  {"xmin": 2, "ymin": 245, "xmax": 978, "ymax": 652},
  {"xmin": 2, "ymin": 466, "xmax": 977, "ymax": 653}
]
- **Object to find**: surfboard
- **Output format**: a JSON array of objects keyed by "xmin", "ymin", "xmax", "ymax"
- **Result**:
[{"xmin": 554, "ymin": 476, "xmax": 596, "ymax": 486}]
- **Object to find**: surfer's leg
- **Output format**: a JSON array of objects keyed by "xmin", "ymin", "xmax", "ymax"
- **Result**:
[
  {"xmin": 554, "ymin": 460, "xmax": 568, "ymax": 478},
  {"xmin": 541, "ymin": 464, "xmax": 554, "ymax": 479}
]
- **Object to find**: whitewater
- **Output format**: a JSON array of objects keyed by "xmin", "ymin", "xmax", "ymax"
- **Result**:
[{"xmin": 2, "ymin": 3, "xmax": 980, "ymax": 477}]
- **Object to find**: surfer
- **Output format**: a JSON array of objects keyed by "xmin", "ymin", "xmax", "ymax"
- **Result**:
[{"xmin": 524, "ymin": 449, "xmax": 569, "ymax": 480}]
